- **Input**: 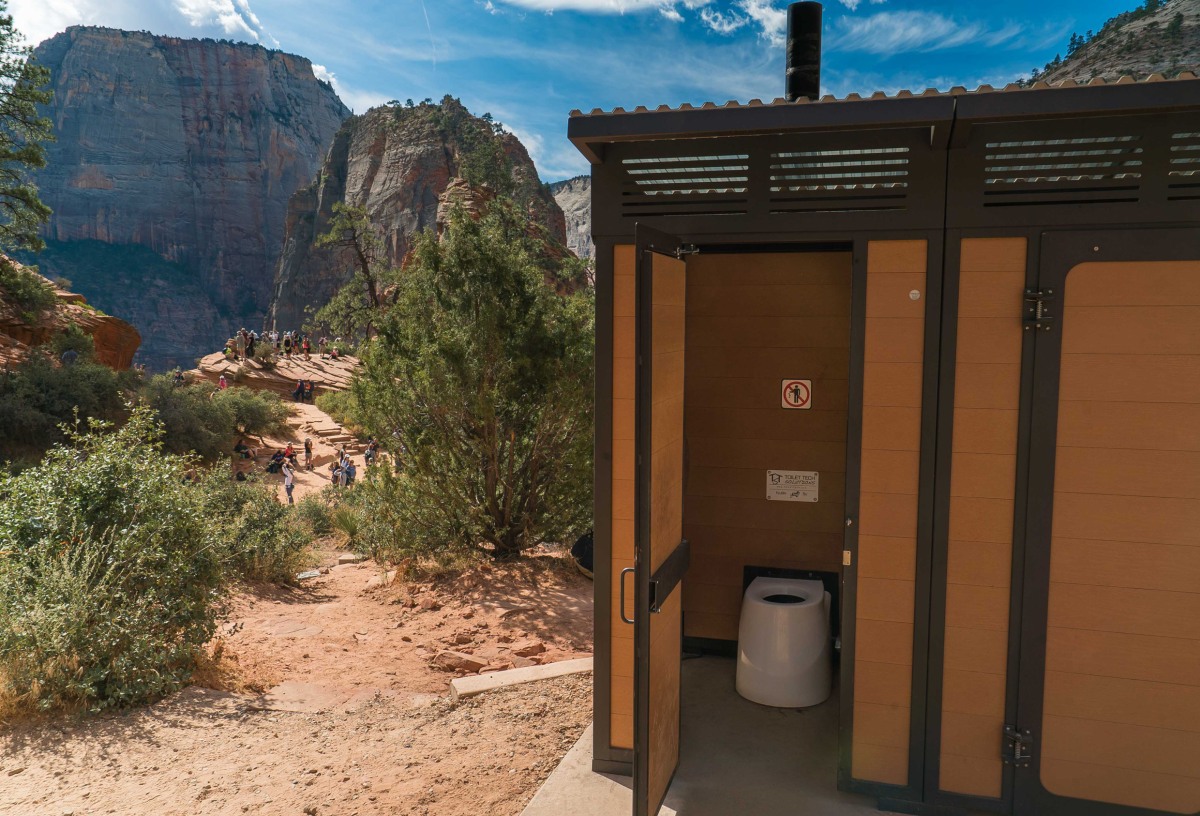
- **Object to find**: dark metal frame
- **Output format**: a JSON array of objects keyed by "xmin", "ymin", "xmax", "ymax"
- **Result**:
[{"xmin": 1012, "ymin": 226, "xmax": 1200, "ymax": 816}]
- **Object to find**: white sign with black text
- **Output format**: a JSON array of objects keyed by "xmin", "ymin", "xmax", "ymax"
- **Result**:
[{"xmin": 766, "ymin": 470, "xmax": 819, "ymax": 503}]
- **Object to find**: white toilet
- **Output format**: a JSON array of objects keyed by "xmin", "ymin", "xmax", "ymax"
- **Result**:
[{"xmin": 735, "ymin": 577, "xmax": 832, "ymax": 708}]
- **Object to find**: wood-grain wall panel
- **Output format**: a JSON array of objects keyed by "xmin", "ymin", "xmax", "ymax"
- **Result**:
[
  {"xmin": 681, "ymin": 252, "xmax": 853, "ymax": 645},
  {"xmin": 938, "ymin": 238, "xmax": 1025, "ymax": 797},
  {"xmin": 1040, "ymin": 260, "xmax": 1200, "ymax": 812},
  {"xmin": 610, "ymin": 244, "xmax": 636, "ymax": 750},
  {"xmin": 852, "ymin": 239, "xmax": 927, "ymax": 786}
]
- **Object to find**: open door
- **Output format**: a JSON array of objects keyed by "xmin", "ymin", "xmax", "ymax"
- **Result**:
[{"xmin": 632, "ymin": 225, "xmax": 691, "ymax": 816}]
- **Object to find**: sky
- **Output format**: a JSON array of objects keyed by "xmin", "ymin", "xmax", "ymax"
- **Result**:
[{"xmin": 16, "ymin": 0, "xmax": 1138, "ymax": 181}]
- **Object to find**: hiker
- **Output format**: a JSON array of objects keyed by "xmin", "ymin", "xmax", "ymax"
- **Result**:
[
  {"xmin": 283, "ymin": 443, "xmax": 297, "ymax": 467},
  {"xmin": 303, "ymin": 437, "xmax": 313, "ymax": 470},
  {"xmin": 329, "ymin": 345, "xmax": 340, "ymax": 360},
  {"xmin": 267, "ymin": 450, "xmax": 285, "ymax": 474},
  {"xmin": 292, "ymin": 379, "xmax": 304, "ymax": 403},
  {"xmin": 338, "ymin": 454, "xmax": 350, "ymax": 487},
  {"xmin": 304, "ymin": 380, "xmax": 315, "ymax": 403},
  {"xmin": 246, "ymin": 333, "xmax": 256, "ymax": 359},
  {"xmin": 236, "ymin": 330, "xmax": 246, "ymax": 362},
  {"xmin": 318, "ymin": 336, "xmax": 328, "ymax": 358},
  {"xmin": 364, "ymin": 438, "xmax": 378, "ymax": 466},
  {"xmin": 330, "ymin": 461, "xmax": 342, "ymax": 486},
  {"xmin": 346, "ymin": 459, "xmax": 357, "ymax": 486},
  {"xmin": 282, "ymin": 460, "xmax": 295, "ymax": 505},
  {"xmin": 302, "ymin": 335, "xmax": 311, "ymax": 361},
  {"xmin": 234, "ymin": 439, "xmax": 256, "ymax": 459},
  {"xmin": 173, "ymin": 369, "xmax": 185, "ymax": 387},
  {"xmin": 218, "ymin": 374, "xmax": 228, "ymax": 390},
  {"xmin": 283, "ymin": 333, "xmax": 292, "ymax": 358}
]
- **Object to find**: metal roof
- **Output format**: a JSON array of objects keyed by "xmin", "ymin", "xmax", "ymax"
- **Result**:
[{"xmin": 568, "ymin": 73, "xmax": 1200, "ymax": 164}]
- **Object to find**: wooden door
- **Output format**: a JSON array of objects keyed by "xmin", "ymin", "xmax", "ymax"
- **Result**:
[
  {"xmin": 633, "ymin": 225, "xmax": 691, "ymax": 816},
  {"xmin": 1014, "ymin": 230, "xmax": 1200, "ymax": 816}
]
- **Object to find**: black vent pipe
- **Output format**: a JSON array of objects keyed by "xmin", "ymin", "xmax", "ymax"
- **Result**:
[{"xmin": 785, "ymin": 2, "xmax": 822, "ymax": 102}]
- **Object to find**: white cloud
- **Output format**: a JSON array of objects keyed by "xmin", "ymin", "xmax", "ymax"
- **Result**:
[
  {"xmin": 840, "ymin": 0, "xmax": 861, "ymax": 10},
  {"xmin": 700, "ymin": 8, "xmax": 747, "ymax": 35},
  {"xmin": 660, "ymin": 6, "xmax": 684, "ymax": 21},
  {"xmin": 310, "ymin": 64, "xmax": 389, "ymax": 113},
  {"xmin": 827, "ymin": 10, "xmax": 1022, "ymax": 55},
  {"xmin": 12, "ymin": 0, "xmax": 277, "ymax": 50},
  {"xmin": 736, "ymin": 0, "xmax": 786, "ymax": 46},
  {"xmin": 498, "ymin": 0, "xmax": 703, "ymax": 10}
]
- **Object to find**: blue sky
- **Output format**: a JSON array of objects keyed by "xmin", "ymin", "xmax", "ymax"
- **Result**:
[{"xmin": 18, "ymin": 0, "xmax": 1136, "ymax": 181}]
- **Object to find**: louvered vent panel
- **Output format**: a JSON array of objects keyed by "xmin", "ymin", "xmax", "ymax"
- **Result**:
[
  {"xmin": 768, "ymin": 147, "xmax": 910, "ymax": 213},
  {"xmin": 619, "ymin": 154, "xmax": 750, "ymax": 217},
  {"xmin": 1168, "ymin": 131, "xmax": 1200, "ymax": 201},
  {"xmin": 982, "ymin": 135, "xmax": 1143, "ymax": 207}
]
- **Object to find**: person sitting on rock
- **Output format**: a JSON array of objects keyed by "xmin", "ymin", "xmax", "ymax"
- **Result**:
[
  {"xmin": 304, "ymin": 380, "xmax": 315, "ymax": 402},
  {"xmin": 267, "ymin": 450, "xmax": 285, "ymax": 474},
  {"xmin": 283, "ymin": 443, "xmax": 297, "ymax": 467},
  {"xmin": 329, "ymin": 345, "xmax": 340, "ymax": 360}
]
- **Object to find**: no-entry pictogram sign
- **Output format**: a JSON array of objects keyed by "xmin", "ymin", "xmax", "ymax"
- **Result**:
[{"xmin": 781, "ymin": 379, "xmax": 812, "ymax": 410}]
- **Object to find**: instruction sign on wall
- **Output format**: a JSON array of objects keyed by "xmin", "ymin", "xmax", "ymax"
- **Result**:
[
  {"xmin": 766, "ymin": 470, "xmax": 819, "ymax": 502},
  {"xmin": 781, "ymin": 379, "xmax": 812, "ymax": 410}
]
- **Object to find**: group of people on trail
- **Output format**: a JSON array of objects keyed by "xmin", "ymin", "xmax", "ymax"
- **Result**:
[
  {"xmin": 292, "ymin": 379, "xmax": 317, "ymax": 403},
  {"xmin": 221, "ymin": 329, "xmax": 345, "ymax": 366},
  {"xmin": 330, "ymin": 445, "xmax": 357, "ymax": 488}
]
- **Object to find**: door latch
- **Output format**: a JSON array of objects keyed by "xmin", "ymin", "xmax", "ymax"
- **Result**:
[{"xmin": 1003, "ymin": 724, "xmax": 1034, "ymax": 768}]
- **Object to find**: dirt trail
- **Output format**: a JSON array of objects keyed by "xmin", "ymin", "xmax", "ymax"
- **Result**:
[{"xmin": 0, "ymin": 550, "xmax": 594, "ymax": 816}]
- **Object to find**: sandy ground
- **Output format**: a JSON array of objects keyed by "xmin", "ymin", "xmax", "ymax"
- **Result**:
[{"xmin": 0, "ymin": 549, "xmax": 594, "ymax": 816}]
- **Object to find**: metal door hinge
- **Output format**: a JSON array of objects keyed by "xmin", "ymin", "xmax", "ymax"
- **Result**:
[
  {"xmin": 675, "ymin": 244, "xmax": 699, "ymax": 259},
  {"xmin": 1023, "ymin": 289, "xmax": 1055, "ymax": 332},
  {"xmin": 1003, "ymin": 724, "xmax": 1034, "ymax": 768}
]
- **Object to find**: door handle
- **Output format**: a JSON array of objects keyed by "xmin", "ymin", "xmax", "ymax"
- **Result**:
[{"xmin": 619, "ymin": 567, "xmax": 635, "ymax": 625}]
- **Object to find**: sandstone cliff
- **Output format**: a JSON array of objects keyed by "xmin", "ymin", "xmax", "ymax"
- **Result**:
[
  {"xmin": 549, "ymin": 175, "xmax": 593, "ymax": 260},
  {"xmin": 1028, "ymin": 0, "xmax": 1199, "ymax": 84},
  {"xmin": 269, "ymin": 98, "xmax": 569, "ymax": 330},
  {"xmin": 31, "ymin": 27, "xmax": 350, "ymax": 370},
  {"xmin": 0, "ymin": 256, "xmax": 140, "ymax": 370}
]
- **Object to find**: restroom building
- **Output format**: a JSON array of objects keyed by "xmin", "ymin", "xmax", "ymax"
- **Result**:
[{"xmin": 569, "ymin": 45, "xmax": 1200, "ymax": 816}]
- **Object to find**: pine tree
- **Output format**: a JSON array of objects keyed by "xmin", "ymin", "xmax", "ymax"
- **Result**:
[{"xmin": 0, "ymin": 2, "xmax": 54, "ymax": 253}]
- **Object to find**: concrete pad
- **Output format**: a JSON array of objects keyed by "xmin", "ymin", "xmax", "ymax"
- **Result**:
[
  {"xmin": 520, "ymin": 725, "xmax": 663, "ymax": 816},
  {"xmin": 450, "ymin": 657, "xmax": 593, "ymax": 702},
  {"xmin": 338, "ymin": 553, "xmax": 366, "ymax": 565}
]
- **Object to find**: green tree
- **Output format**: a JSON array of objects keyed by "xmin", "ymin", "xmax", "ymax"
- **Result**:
[
  {"xmin": 0, "ymin": 3, "xmax": 54, "ymax": 253},
  {"xmin": 353, "ymin": 203, "xmax": 593, "ymax": 559},
  {"xmin": 1167, "ymin": 12, "xmax": 1183, "ymax": 38},
  {"xmin": 310, "ymin": 202, "xmax": 393, "ymax": 340}
]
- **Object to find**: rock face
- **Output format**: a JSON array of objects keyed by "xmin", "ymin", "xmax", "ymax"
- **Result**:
[
  {"xmin": 31, "ymin": 27, "xmax": 350, "ymax": 369},
  {"xmin": 269, "ymin": 98, "xmax": 569, "ymax": 330},
  {"xmin": 1032, "ymin": 0, "xmax": 1199, "ymax": 84},
  {"xmin": 0, "ymin": 257, "xmax": 140, "ymax": 370},
  {"xmin": 549, "ymin": 175, "xmax": 593, "ymax": 260}
]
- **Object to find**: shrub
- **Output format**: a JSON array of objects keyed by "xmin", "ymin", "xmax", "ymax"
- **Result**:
[
  {"xmin": 199, "ymin": 472, "xmax": 312, "ymax": 584},
  {"xmin": 314, "ymin": 389, "xmax": 360, "ymax": 430},
  {"xmin": 293, "ymin": 494, "xmax": 333, "ymax": 538},
  {"xmin": 0, "ymin": 408, "xmax": 222, "ymax": 713},
  {"xmin": 0, "ymin": 353, "xmax": 134, "ymax": 463},
  {"xmin": 140, "ymin": 377, "xmax": 289, "ymax": 461},
  {"xmin": 0, "ymin": 259, "xmax": 55, "ymax": 320}
]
